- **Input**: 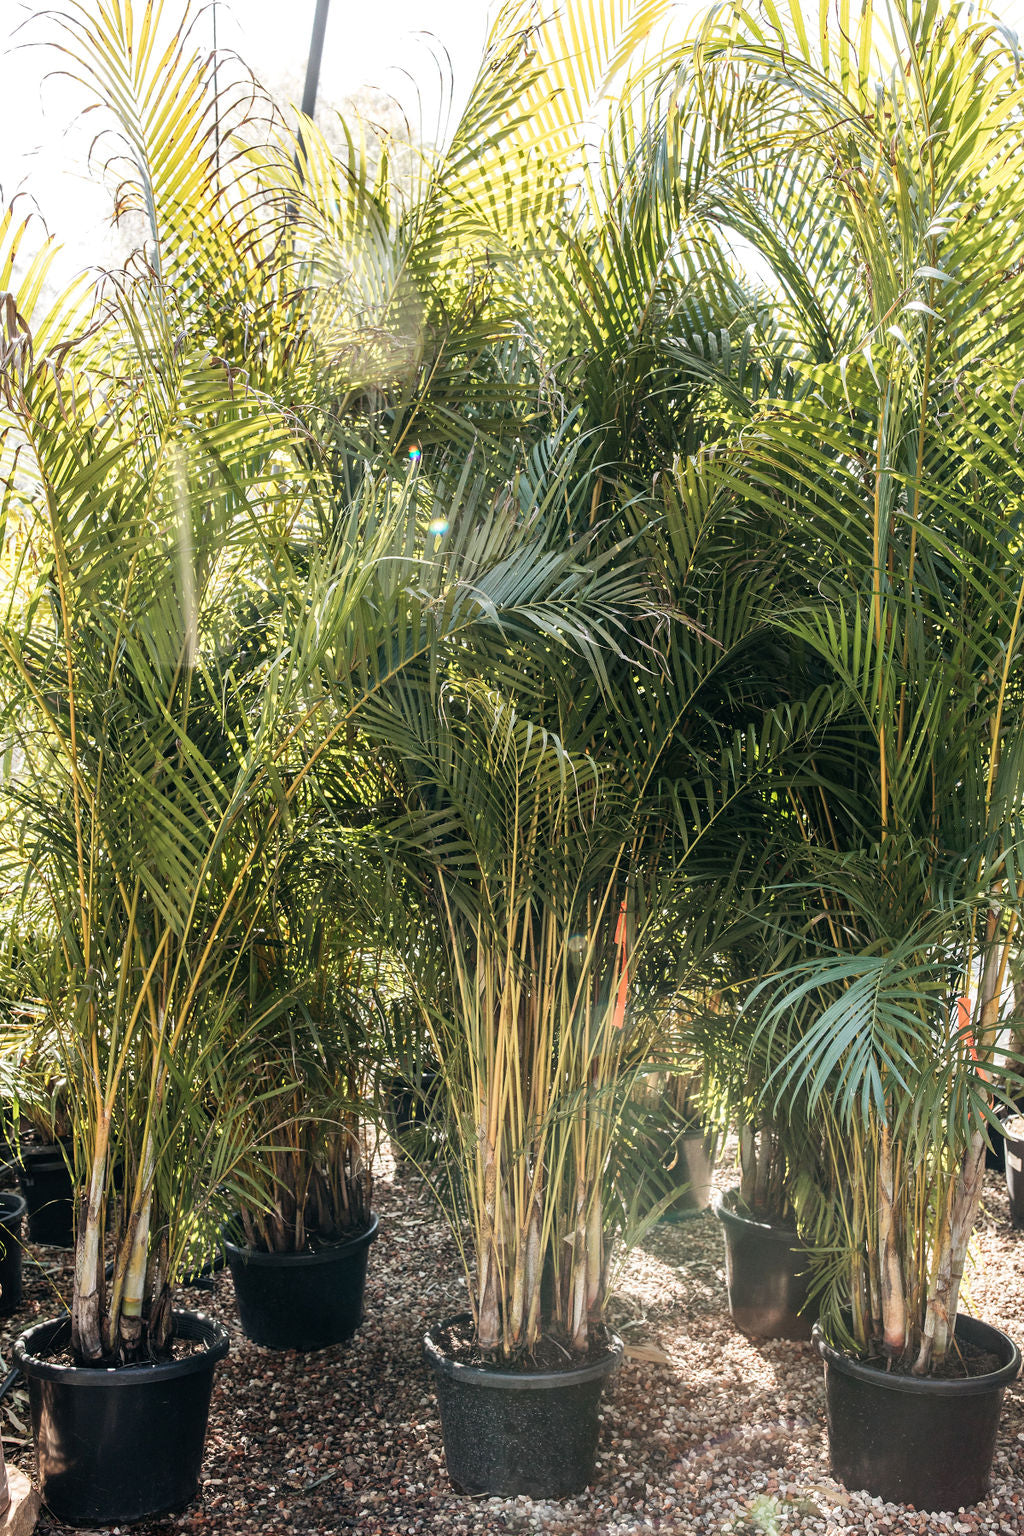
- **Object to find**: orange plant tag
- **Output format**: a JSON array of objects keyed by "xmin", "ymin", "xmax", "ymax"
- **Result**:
[{"xmin": 612, "ymin": 901, "xmax": 628, "ymax": 1030}]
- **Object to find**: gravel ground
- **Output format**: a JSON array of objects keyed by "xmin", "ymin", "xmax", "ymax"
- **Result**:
[{"xmin": 2, "ymin": 1152, "xmax": 1023, "ymax": 1536}]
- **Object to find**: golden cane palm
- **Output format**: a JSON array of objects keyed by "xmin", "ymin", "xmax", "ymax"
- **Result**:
[
  {"xmin": 219, "ymin": 799, "xmax": 403, "ymax": 1255},
  {"xmin": 363, "ymin": 434, "xmax": 827, "ymax": 1362},
  {"xmin": 676, "ymin": 0, "xmax": 1024, "ymax": 1372},
  {"xmin": 2, "ymin": 295, "xmax": 668, "ymax": 1366}
]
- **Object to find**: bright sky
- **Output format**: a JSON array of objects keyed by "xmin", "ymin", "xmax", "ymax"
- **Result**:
[{"xmin": 0, "ymin": 1, "xmax": 493, "ymax": 282}]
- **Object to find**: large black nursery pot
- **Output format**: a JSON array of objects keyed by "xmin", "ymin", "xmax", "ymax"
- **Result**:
[
  {"xmin": 813, "ymin": 1314, "xmax": 1020, "ymax": 1511},
  {"xmin": 0, "ymin": 1110, "xmax": 17, "ymax": 1171},
  {"xmin": 661, "ymin": 1124, "xmax": 718, "ymax": 1220},
  {"xmin": 0, "ymin": 1127, "xmax": 17, "ymax": 1186},
  {"xmin": 424, "ymin": 1314, "xmax": 623, "ymax": 1498},
  {"xmin": 17, "ymin": 1140, "xmax": 76, "ymax": 1247},
  {"xmin": 0, "ymin": 1189, "xmax": 27, "ymax": 1316},
  {"xmin": 387, "ymin": 1069, "xmax": 442, "ymax": 1157},
  {"xmin": 225, "ymin": 1212, "xmax": 378, "ymax": 1351},
  {"xmin": 15, "ymin": 1309, "xmax": 229, "ymax": 1527},
  {"xmin": 713, "ymin": 1190, "xmax": 816, "ymax": 1340},
  {"xmin": 1004, "ymin": 1115, "xmax": 1024, "ymax": 1227}
]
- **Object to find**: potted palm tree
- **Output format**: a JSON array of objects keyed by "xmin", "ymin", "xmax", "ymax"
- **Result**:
[
  {"xmin": 221, "ymin": 829, "xmax": 385, "ymax": 1352},
  {"xmin": 629, "ymin": 1011, "xmax": 723, "ymax": 1222},
  {"xmin": 371, "ymin": 424, "xmax": 800, "ymax": 1497},
  {"xmin": 223, "ymin": 1014, "xmax": 380, "ymax": 1352},
  {"xmin": 0, "ymin": 193, "xmax": 360, "ymax": 1516},
  {"xmin": 396, "ymin": 691, "xmax": 647, "ymax": 1499},
  {"xmin": 688, "ymin": 0, "xmax": 1024, "ymax": 1507},
  {"xmin": 390, "ymin": 660, "xmax": 792, "ymax": 1494},
  {"xmin": 1, "ymin": 1015, "xmax": 77, "ymax": 1248},
  {"xmin": 709, "ymin": 953, "xmax": 829, "ymax": 1342}
]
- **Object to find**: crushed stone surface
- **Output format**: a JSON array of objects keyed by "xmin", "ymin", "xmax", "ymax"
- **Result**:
[{"xmin": 2, "ymin": 1154, "xmax": 1023, "ymax": 1535}]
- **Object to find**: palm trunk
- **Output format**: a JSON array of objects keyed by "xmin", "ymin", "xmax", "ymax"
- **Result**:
[
  {"xmin": 510, "ymin": 1155, "xmax": 544, "ymax": 1347},
  {"xmin": 739, "ymin": 1121, "xmax": 757, "ymax": 1208},
  {"xmin": 584, "ymin": 1187, "xmax": 603, "ymax": 1321},
  {"xmin": 918, "ymin": 923, "xmax": 1008, "ymax": 1367},
  {"xmin": 753, "ymin": 1125, "xmax": 774, "ymax": 1211},
  {"xmin": 877, "ymin": 1121, "xmax": 907, "ymax": 1356},
  {"xmin": 568, "ymin": 1175, "xmax": 589, "ymax": 1352},
  {"xmin": 850, "ymin": 1161, "xmax": 876, "ymax": 1348},
  {"xmin": 851, "ymin": 1248, "xmax": 869, "ymax": 1346},
  {"xmin": 523, "ymin": 1177, "xmax": 543, "ymax": 1347},
  {"xmin": 71, "ymin": 1111, "xmax": 110, "ymax": 1362},
  {"xmin": 508, "ymin": 1224, "xmax": 527, "ymax": 1345},
  {"xmin": 146, "ymin": 1229, "xmax": 173, "ymax": 1355},
  {"xmin": 109, "ymin": 1135, "xmax": 156, "ymax": 1360},
  {"xmin": 914, "ymin": 1178, "xmax": 954, "ymax": 1376},
  {"xmin": 943, "ymin": 1131, "xmax": 987, "ymax": 1332},
  {"xmin": 476, "ymin": 1103, "xmax": 501, "ymax": 1351},
  {"xmin": 117, "ymin": 1181, "xmax": 154, "ymax": 1358}
]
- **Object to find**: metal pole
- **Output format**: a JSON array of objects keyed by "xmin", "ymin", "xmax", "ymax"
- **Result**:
[
  {"xmin": 301, "ymin": 0, "xmax": 332, "ymax": 121},
  {"xmin": 295, "ymin": 0, "xmax": 331, "ymax": 182},
  {"xmin": 211, "ymin": 0, "xmax": 220, "ymax": 175}
]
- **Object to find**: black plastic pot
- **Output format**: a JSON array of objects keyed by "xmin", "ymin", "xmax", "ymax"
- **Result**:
[
  {"xmin": 0, "ymin": 1116, "xmax": 16, "ymax": 1170},
  {"xmin": 814, "ymin": 1314, "xmax": 1021, "ymax": 1511},
  {"xmin": 0, "ymin": 1113, "xmax": 19, "ymax": 1194},
  {"xmin": 986, "ymin": 1124, "xmax": 1007, "ymax": 1173},
  {"xmin": 0, "ymin": 1190, "xmax": 26, "ymax": 1316},
  {"xmin": 388, "ymin": 1070, "xmax": 440, "ymax": 1135},
  {"xmin": 713, "ymin": 1191, "xmax": 816, "ymax": 1340},
  {"xmin": 661, "ymin": 1125, "xmax": 718, "ymax": 1220},
  {"xmin": 18, "ymin": 1141, "xmax": 75, "ymax": 1248},
  {"xmin": 15, "ymin": 1309, "xmax": 229, "ymax": 1527},
  {"xmin": 0, "ymin": 1127, "xmax": 17, "ymax": 1186},
  {"xmin": 386, "ymin": 1070, "xmax": 444, "ymax": 1166},
  {"xmin": 423, "ymin": 1315, "xmax": 623, "ymax": 1497},
  {"xmin": 1004, "ymin": 1116, "xmax": 1024, "ymax": 1228},
  {"xmin": 225, "ymin": 1213, "xmax": 378, "ymax": 1351}
]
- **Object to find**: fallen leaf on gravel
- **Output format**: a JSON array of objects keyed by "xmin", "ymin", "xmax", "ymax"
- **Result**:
[
  {"xmin": 624, "ymin": 1342, "xmax": 671, "ymax": 1364},
  {"xmin": 799, "ymin": 1483, "xmax": 851, "ymax": 1506},
  {"xmin": 785, "ymin": 1496, "xmax": 824, "ymax": 1516}
]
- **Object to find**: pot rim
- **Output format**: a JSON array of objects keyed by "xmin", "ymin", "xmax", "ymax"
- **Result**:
[
  {"xmin": 423, "ymin": 1312, "xmax": 623, "ymax": 1391},
  {"xmin": 224, "ymin": 1210, "xmax": 378, "ymax": 1267},
  {"xmin": 675, "ymin": 1122, "xmax": 718, "ymax": 1139},
  {"xmin": 14, "ymin": 1308, "xmax": 229, "ymax": 1383},
  {"xmin": 18, "ymin": 1135, "xmax": 72, "ymax": 1159},
  {"xmin": 711, "ymin": 1188, "xmax": 801, "ymax": 1241},
  {"xmin": 812, "ymin": 1314, "xmax": 1021, "ymax": 1397},
  {"xmin": 0, "ymin": 1189, "xmax": 27, "ymax": 1222}
]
